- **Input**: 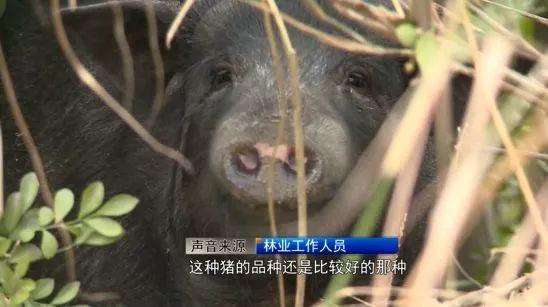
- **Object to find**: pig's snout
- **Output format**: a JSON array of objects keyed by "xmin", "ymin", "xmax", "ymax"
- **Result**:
[
  {"xmin": 231, "ymin": 143, "xmax": 314, "ymax": 177},
  {"xmin": 220, "ymin": 141, "xmax": 323, "ymax": 209}
]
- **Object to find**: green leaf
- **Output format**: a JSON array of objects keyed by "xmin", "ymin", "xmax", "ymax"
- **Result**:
[
  {"xmin": 38, "ymin": 208, "xmax": 54, "ymax": 227},
  {"xmin": 20, "ymin": 173, "xmax": 39, "ymax": 213},
  {"xmin": 94, "ymin": 194, "xmax": 139, "ymax": 217},
  {"xmin": 74, "ymin": 227, "xmax": 94, "ymax": 246},
  {"xmin": 50, "ymin": 281, "xmax": 80, "ymax": 305},
  {"xmin": 17, "ymin": 228, "xmax": 36, "ymax": 243},
  {"xmin": 13, "ymin": 209, "xmax": 40, "ymax": 242},
  {"xmin": 3, "ymin": 192, "xmax": 22, "ymax": 232},
  {"xmin": 519, "ymin": 17, "xmax": 535, "ymax": 42},
  {"xmin": 30, "ymin": 279, "xmax": 54, "ymax": 300},
  {"xmin": 19, "ymin": 279, "xmax": 36, "ymax": 292},
  {"xmin": 83, "ymin": 217, "xmax": 123, "ymax": 238},
  {"xmin": 54, "ymin": 189, "xmax": 74, "ymax": 222},
  {"xmin": 10, "ymin": 244, "xmax": 42, "ymax": 264},
  {"xmin": 0, "ymin": 261, "xmax": 16, "ymax": 295},
  {"xmin": 415, "ymin": 31, "xmax": 440, "ymax": 76},
  {"xmin": 395, "ymin": 22, "xmax": 417, "ymax": 48},
  {"xmin": 40, "ymin": 231, "xmax": 58, "ymax": 260},
  {"xmin": 14, "ymin": 260, "xmax": 29, "ymax": 278},
  {"xmin": 0, "ymin": 261, "xmax": 14, "ymax": 286},
  {"xmin": 0, "ymin": 237, "xmax": 12, "ymax": 254},
  {"xmin": 83, "ymin": 233, "xmax": 122, "ymax": 246},
  {"xmin": 12, "ymin": 287, "xmax": 31, "ymax": 305},
  {"xmin": 78, "ymin": 182, "xmax": 104, "ymax": 219}
]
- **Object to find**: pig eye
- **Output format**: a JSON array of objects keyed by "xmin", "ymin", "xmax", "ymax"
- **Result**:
[
  {"xmin": 210, "ymin": 67, "xmax": 234, "ymax": 90},
  {"xmin": 346, "ymin": 71, "xmax": 370, "ymax": 89}
]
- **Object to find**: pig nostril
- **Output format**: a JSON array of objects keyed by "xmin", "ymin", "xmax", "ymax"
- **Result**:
[
  {"xmin": 284, "ymin": 148, "xmax": 314, "ymax": 176},
  {"xmin": 233, "ymin": 147, "xmax": 261, "ymax": 175}
]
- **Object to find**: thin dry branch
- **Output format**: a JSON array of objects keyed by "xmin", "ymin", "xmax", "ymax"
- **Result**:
[
  {"xmin": 165, "ymin": 0, "xmax": 196, "ymax": 49},
  {"xmin": 144, "ymin": 1, "xmax": 166, "ymax": 127},
  {"xmin": 242, "ymin": 0, "xmax": 412, "ymax": 57},
  {"xmin": 447, "ymin": 272, "xmax": 535, "ymax": 306},
  {"xmin": 391, "ymin": 0, "xmax": 405, "ymax": 17},
  {"xmin": 302, "ymin": 0, "xmax": 367, "ymax": 43},
  {"xmin": 262, "ymin": 2, "xmax": 287, "ymax": 306},
  {"xmin": 0, "ymin": 39, "xmax": 77, "ymax": 287},
  {"xmin": 109, "ymin": 0, "xmax": 135, "ymax": 112},
  {"xmin": 480, "ymin": 0, "xmax": 548, "ymax": 25},
  {"xmin": 68, "ymin": 0, "xmax": 77, "ymax": 11},
  {"xmin": 468, "ymin": 3, "xmax": 543, "ymax": 61},
  {"xmin": 330, "ymin": 0, "xmax": 400, "ymax": 42},
  {"xmin": 265, "ymin": 1, "xmax": 307, "ymax": 306},
  {"xmin": 50, "ymin": 0, "xmax": 194, "ymax": 175}
]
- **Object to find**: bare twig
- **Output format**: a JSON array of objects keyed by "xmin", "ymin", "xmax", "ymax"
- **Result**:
[
  {"xmin": 302, "ymin": 0, "xmax": 367, "ymax": 43},
  {"xmin": 468, "ymin": 3, "xmax": 544, "ymax": 61},
  {"xmin": 410, "ymin": 0, "xmax": 432, "ymax": 29},
  {"xmin": 486, "ymin": 146, "xmax": 548, "ymax": 161},
  {"xmin": 0, "ymin": 39, "xmax": 77, "ymax": 286},
  {"xmin": 0, "ymin": 42, "xmax": 54, "ymax": 219},
  {"xmin": 265, "ymin": 1, "xmax": 307, "ymax": 306},
  {"xmin": 144, "ymin": 1, "xmax": 166, "ymax": 127},
  {"xmin": 165, "ymin": 0, "xmax": 195, "ymax": 49},
  {"xmin": 262, "ymin": 2, "xmax": 287, "ymax": 306},
  {"xmin": 242, "ymin": 0, "xmax": 412, "ymax": 57},
  {"xmin": 480, "ymin": 0, "xmax": 548, "ymax": 25},
  {"xmin": 447, "ymin": 273, "xmax": 534, "ymax": 306},
  {"xmin": 330, "ymin": 0, "xmax": 400, "ymax": 41},
  {"xmin": 109, "ymin": 0, "xmax": 135, "ymax": 112},
  {"xmin": 391, "ymin": 0, "xmax": 405, "ymax": 18},
  {"xmin": 68, "ymin": 0, "xmax": 77, "ymax": 11},
  {"xmin": 50, "ymin": 0, "xmax": 194, "ymax": 175}
]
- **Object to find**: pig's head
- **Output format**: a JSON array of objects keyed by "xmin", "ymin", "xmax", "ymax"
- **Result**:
[{"xmin": 173, "ymin": 0, "xmax": 407, "ymax": 238}]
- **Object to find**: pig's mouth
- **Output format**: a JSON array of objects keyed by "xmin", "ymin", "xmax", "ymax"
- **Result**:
[{"xmin": 220, "ymin": 188, "xmax": 335, "ymax": 226}]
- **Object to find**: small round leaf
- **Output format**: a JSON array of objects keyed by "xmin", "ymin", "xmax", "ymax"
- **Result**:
[
  {"xmin": 3, "ymin": 192, "xmax": 22, "ymax": 232},
  {"xmin": 38, "ymin": 207, "xmax": 55, "ymax": 226},
  {"xmin": 395, "ymin": 22, "xmax": 417, "ymax": 47},
  {"xmin": 10, "ymin": 244, "xmax": 42, "ymax": 263},
  {"xmin": 78, "ymin": 182, "xmax": 105, "ymax": 218},
  {"xmin": 54, "ymin": 189, "xmax": 74, "ymax": 222},
  {"xmin": 19, "ymin": 278, "xmax": 37, "ymax": 292},
  {"xmin": 14, "ymin": 260, "xmax": 29, "ymax": 278},
  {"xmin": 11, "ymin": 288, "xmax": 31, "ymax": 305},
  {"xmin": 84, "ymin": 233, "xmax": 122, "ymax": 246},
  {"xmin": 94, "ymin": 194, "xmax": 139, "ymax": 217},
  {"xmin": 30, "ymin": 278, "xmax": 55, "ymax": 300},
  {"xmin": 0, "ymin": 236, "xmax": 12, "ymax": 254},
  {"xmin": 41, "ymin": 231, "xmax": 59, "ymax": 260},
  {"xmin": 20, "ymin": 173, "xmax": 39, "ymax": 212},
  {"xmin": 83, "ymin": 217, "xmax": 123, "ymax": 238},
  {"xmin": 415, "ymin": 31, "xmax": 440, "ymax": 75},
  {"xmin": 50, "ymin": 281, "xmax": 80, "ymax": 305}
]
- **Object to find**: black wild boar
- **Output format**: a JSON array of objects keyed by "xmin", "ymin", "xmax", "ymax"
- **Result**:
[{"xmin": 1, "ymin": 0, "xmax": 437, "ymax": 306}]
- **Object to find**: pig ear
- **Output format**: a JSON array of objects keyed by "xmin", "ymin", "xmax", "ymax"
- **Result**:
[{"xmin": 59, "ymin": 1, "xmax": 184, "ymax": 78}]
